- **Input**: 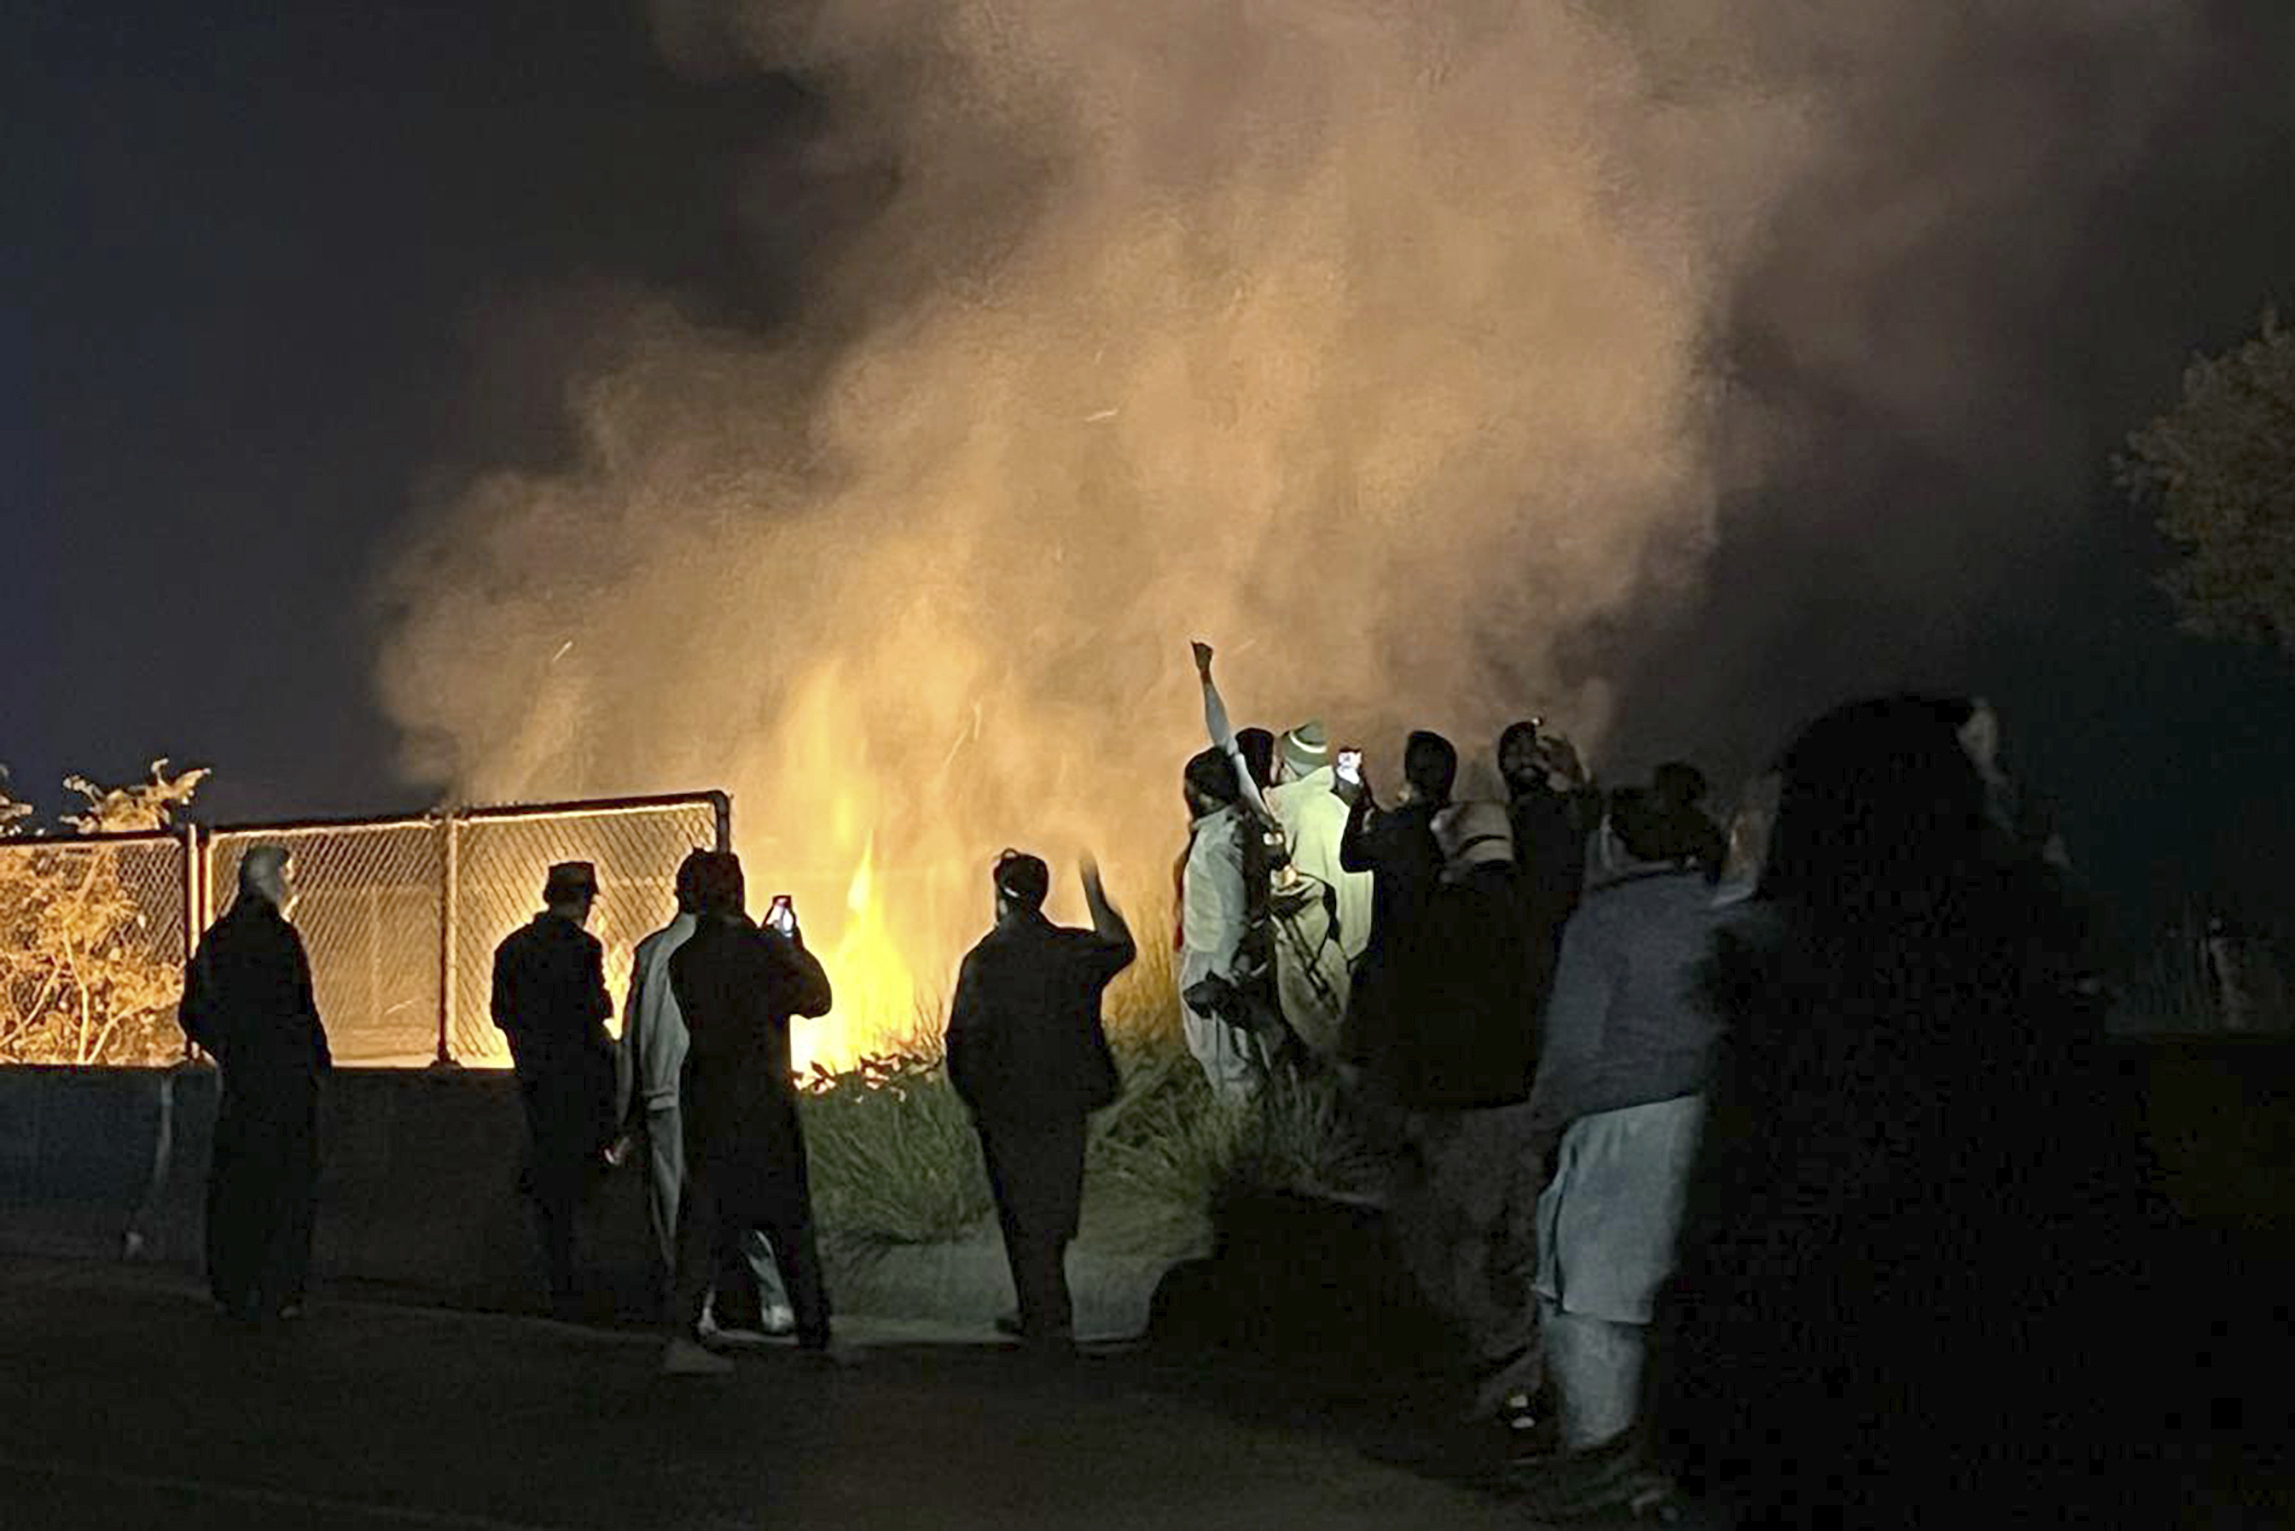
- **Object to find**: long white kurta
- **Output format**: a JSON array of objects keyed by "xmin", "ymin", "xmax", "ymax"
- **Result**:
[
  {"xmin": 1194, "ymin": 670, "xmax": 1369, "ymax": 1058},
  {"xmin": 1263, "ymin": 767, "xmax": 1373, "ymax": 1054},
  {"xmin": 1179, "ymin": 804, "xmax": 1258, "ymax": 1099}
]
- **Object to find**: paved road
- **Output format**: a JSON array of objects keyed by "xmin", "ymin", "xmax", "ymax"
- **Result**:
[
  {"xmin": 5, "ymin": 1255, "xmax": 2287, "ymax": 1529},
  {"xmin": 0, "ymin": 1257, "xmax": 1533, "ymax": 1531}
]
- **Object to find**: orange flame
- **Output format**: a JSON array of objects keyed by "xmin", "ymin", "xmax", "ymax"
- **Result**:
[{"xmin": 798, "ymin": 832, "xmax": 919, "ymax": 1074}]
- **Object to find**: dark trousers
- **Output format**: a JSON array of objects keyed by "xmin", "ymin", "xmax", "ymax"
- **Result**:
[
  {"xmin": 205, "ymin": 1082, "xmax": 318, "ymax": 1316},
  {"xmin": 515, "ymin": 1067, "xmax": 607, "ymax": 1303},
  {"xmin": 977, "ymin": 1115, "xmax": 1088, "ymax": 1348},
  {"xmin": 671, "ymin": 1131, "xmax": 830, "ymax": 1349}
]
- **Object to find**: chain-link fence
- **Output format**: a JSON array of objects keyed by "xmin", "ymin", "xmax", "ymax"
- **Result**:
[
  {"xmin": 0, "ymin": 832, "xmax": 193, "ymax": 1066},
  {"xmin": 447, "ymin": 798, "xmax": 725, "ymax": 1067},
  {"xmin": 209, "ymin": 821, "xmax": 444, "ymax": 1068},
  {"xmin": 0, "ymin": 793, "xmax": 727, "ymax": 1069}
]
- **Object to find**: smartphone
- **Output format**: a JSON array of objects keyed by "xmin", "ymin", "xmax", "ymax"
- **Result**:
[
  {"xmin": 767, "ymin": 894, "xmax": 797, "ymax": 935},
  {"xmin": 1336, "ymin": 748, "xmax": 1364, "ymax": 785}
]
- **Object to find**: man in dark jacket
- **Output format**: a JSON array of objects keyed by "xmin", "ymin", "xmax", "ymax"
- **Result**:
[
  {"xmin": 491, "ymin": 861, "xmax": 616, "ymax": 1312},
  {"xmin": 946, "ymin": 850, "xmax": 1135, "ymax": 1356},
  {"xmin": 179, "ymin": 844, "xmax": 331, "ymax": 1323},
  {"xmin": 1336, "ymin": 729, "xmax": 1456, "ymax": 1073},
  {"xmin": 1382, "ymin": 803, "xmax": 1545, "ymax": 1431},
  {"xmin": 1498, "ymin": 720, "xmax": 1602, "ymax": 1022},
  {"xmin": 663, "ymin": 851, "xmax": 835, "ymax": 1373}
]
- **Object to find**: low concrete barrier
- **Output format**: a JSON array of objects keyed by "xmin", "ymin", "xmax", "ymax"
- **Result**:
[
  {"xmin": 0, "ymin": 1066, "xmax": 171, "ymax": 1259},
  {"xmin": 4, "ymin": 1036, "xmax": 2290, "ymax": 1326},
  {"xmin": 1, "ymin": 1064, "xmax": 657, "ymax": 1315}
]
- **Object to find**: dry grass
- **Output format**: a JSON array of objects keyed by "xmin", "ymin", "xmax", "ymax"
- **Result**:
[{"xmin": 800, "ymin": 913, "xmax": 1383, "ymax": 1252}]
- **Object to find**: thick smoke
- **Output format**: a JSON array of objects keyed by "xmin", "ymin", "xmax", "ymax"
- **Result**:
[{"xmin": 376, "ymin": 0, "xmax": 2191, "ymax": 1057}]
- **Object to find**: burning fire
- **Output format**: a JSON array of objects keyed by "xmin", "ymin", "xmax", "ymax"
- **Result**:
[{"xmin": 803, "ymin": 834, "xmax": 920, "ymax": 1074}]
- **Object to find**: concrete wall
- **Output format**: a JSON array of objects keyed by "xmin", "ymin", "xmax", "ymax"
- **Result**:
[
  {"xmin": 3, "ymin": 1037, "xmax": 2290, "ymax": 1319},
  {"xmin": 0, "ymin": 1064, "xmax": 658, "ymax": 1314}
]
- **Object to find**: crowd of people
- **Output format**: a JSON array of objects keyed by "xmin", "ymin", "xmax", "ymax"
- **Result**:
[
  {"xmin": 1165, "ymin": 645, "xmax": 2152, "ymax": 1524},
  {"xmin": 175, "ymin": 641, "xmax": 2158, "ymax": 1523}
]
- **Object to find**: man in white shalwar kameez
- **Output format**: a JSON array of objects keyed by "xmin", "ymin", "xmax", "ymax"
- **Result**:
[
  {"xmin": 1177, "ymin": 748, "xmax": 1262, "ymax": 1100},
  {"xmin": 1191, "ymin": 642, "xmax": 1370, "ymax": 1058}
]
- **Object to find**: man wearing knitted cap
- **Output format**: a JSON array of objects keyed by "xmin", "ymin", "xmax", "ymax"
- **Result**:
[
  {"xmin": 947, "ymin": 850, "xmax": 1135, "ymax": 1356},
  {"xmin": 180, "ymin": 845, "xmax": 331, "ymax": 1322},
  {"xmin": 492, "ymin": 860, "xmax": 617, "ymax": 1315},
  {"xmin": 1191, "ymin": 641, "xmax": 1371, "ymax": 1057}
]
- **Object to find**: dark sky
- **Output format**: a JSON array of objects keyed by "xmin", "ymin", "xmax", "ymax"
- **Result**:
[
  {"xmin": 5, "ymin": 3, "xmax": 793, "ymax": 820},
  {"xmin": 8, "ymin": 2, "xmax": 2295, "ymax": 944}
]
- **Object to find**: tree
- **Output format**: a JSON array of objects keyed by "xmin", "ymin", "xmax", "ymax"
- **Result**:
[
  {"xmin": 0, "ymin": 760, "xmax": 209, "ymax": 1066},
  {"xmin": 2120, "ymin": 308, "xmax": 2295, "ymax": 653}
]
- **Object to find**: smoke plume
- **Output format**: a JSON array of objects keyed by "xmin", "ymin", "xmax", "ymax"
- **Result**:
[{"xmin": 377, "ymin": 0, "xmax": 2191, "ymax": 1058}]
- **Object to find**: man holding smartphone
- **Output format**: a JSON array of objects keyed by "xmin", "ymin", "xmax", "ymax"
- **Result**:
[
  {"xmin": 1335, "ymin": 730, "xmax": 1458, "ymax": 1077},
  {"xmin": 664, "ymin": 853, "xmax": 836, "ymax": 1372},
  {"xmin": 619, "ymin": 851, "xmax": 795, "ymax": 1339}
]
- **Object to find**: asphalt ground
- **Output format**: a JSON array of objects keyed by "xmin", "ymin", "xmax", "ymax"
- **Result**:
[
  {"xmin": 0, "ymin": 1255, "xmax": 1537, "ymax": 1531},
  {"xmin": 3, "ymin": 1254, "xmax": 2288, "ymax": 1529}
]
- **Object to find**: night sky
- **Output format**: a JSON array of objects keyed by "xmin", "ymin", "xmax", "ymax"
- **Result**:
[{"xmin": 10, "ymin": 2, "xmax": 2295, "ymax": 948}]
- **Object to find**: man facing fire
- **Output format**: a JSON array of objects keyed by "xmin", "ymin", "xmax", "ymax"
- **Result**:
[
  {"xmin": 491, "ymin": 861, "xmax": 617, "ymax": 1315},
  {"xmin": 663, "ymin": 851, "xmax": 835, "ymax": 1373},
  {"xmin": 180, "ymin": 844, "xmax": 331, "ymax": 1323},
  {"xmin": 947, "ymin": 850, "xmax": 1135, "ymax": 1357}
]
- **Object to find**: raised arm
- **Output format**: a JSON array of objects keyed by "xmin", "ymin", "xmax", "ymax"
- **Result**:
[
  {"xmin": 1339, "ymin": 781, "xmax": 1382, "ymax": 874},
  {"xmin": 764, "ymin": 928, "xmax": 835, "ymax": 1020},
  {"xmin": 1193, "ymin": 640, "xmax": 1273, "ymax": 823},
  {"xmin": 1080, "ymin": 854, "xmax": 1137, "ymax": 981}
]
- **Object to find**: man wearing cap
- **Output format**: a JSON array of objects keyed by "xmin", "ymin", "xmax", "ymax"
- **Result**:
[
  {"xmin": 1191, "ymin": 641, "xmax": 1370, "ymax": 1057},
  {"xmin": 180, "ymin": 844, "xmax": 331, "ymax": 1323},
  {"xmin": 491, "ymin": 861, "xmax": 617, "ymax": 1314},
  {"xmin": 947, "ymin": 850, "xmax": 1135, "ymax": 1356}
]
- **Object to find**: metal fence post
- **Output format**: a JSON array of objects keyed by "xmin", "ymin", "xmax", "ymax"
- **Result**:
[
  {"xmin": 181, "ymin": 823, "xmax": 202, "ymax": 1063},
  {"xmin": 711, "ymin": 791, "xmax": 733, "ymax": 853},
  {"xmin": 434, "ymin": 813, "xmax": 460, "ymax": 1069}
]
